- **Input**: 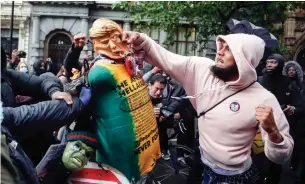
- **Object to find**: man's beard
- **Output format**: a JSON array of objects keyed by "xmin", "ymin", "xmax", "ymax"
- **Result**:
[{"xmin": 210, "ymin": 63, "xmax": 238, "ymax": 81}]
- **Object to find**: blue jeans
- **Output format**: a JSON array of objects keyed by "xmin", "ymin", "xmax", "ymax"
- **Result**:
[
  {"xmin": 201, "ymin": 164, "xmax": 259, "ymax": 184},
  {"xmin": 202, "ymin": 172, "xmax": 229, "ymax": 184}
]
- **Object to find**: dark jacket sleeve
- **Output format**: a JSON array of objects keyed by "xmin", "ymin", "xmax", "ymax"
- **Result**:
[
  {"xmin": 6, "ymin": 62, "xmax": 15, "ymax": 70},
  {"xmin": 290, "ymin": 83, "xmax": 305, "ymax": 115},
  {"xmin": 5, "ymin": 69, "xmax": 62, "ymax": 98},
  {"xmin": 2, "ymin": 97, "xmax": 84, "ymax": 142},
  {"xmin": 63, "ymin": 43, "xmax": 83, "ymax": 82},
  {"xmin": 163, "ymin": 84, "xmax": 187, "ymax": 113}
]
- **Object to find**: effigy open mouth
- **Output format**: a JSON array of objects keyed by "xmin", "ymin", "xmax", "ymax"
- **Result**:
[{"xmin": 119, "ymin": 50, "xmax": 133, "ymax": 58}]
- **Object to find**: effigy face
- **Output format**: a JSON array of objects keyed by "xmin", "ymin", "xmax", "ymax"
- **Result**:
[
  {"xmin": 62, "ymin": 141, "xmax": 94, "ymax": 171},
  {"xmin": 89, "ymin": 18, "xmax": 130, "ymax": 59}
]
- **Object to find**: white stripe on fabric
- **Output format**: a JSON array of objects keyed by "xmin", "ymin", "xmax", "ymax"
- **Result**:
[{"xmin": 68, "ymin": 178, "xmax": 118, "ymax": 184}]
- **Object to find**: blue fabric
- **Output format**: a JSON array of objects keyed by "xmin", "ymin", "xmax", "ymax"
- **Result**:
[
  {"xmin": 202, "ymin": 171, "xmax": 229, "ymax": 184},
  {"xmin": 36, "ymin": 143, "xmax": 66, "ymax": 177},
  {"xmin": 201, "ymin": 163, "xmax": 260, "ymax": 184},
  {"xmin": 79, "ymin": 86, "xmax": 92, "ymax": 105}
]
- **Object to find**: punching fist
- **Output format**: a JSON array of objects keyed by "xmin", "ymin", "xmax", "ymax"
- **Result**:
[
  {"xmin": 122, "ymin": 31, "xmax": 141, "ymax": 46},
  {"xmin": 73, "ymin": 34, "xmax": 86, "ymax": 48},
  {"xmin": 255, "ymin": 105, "xmax": 283, "ymax": 143}
]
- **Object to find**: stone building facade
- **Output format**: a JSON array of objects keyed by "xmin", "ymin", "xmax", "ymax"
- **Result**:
[
  {"xmin": 284, "ymin": 8, "xmax": 305, "ymax": 70},
  {"xmin": 1, "ymin": 1, "xmax": 31, "ymax": 63},
  {"xmin": 1, "ymin": 1, "xmax": 304, "ymax": 71}
]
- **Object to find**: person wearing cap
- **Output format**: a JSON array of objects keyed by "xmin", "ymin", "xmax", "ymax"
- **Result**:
[{"xmin": 122, "ymin": 31, "xmax": 294, "ymax": 183}]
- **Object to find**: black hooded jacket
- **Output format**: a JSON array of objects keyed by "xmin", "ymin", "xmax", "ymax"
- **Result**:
[
  {"xmin": 32, "ymin": 60, "xmax": 47, "ymax": 76},
  {"xmin": 258, "ymin": 54, "xmax": 304, "ymax": 133},
  {"xmin": 63, "ymin": 43, "xmax": 83, "ymax": 83},
  {"xmin": 1, "ymin": 47, "xmax": 87, "ymax": 184}
]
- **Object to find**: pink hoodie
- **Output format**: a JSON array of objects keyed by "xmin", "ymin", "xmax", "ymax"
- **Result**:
[{"xmin": 133, "ymin": 33, "xmax": 293, "ymax": 171}]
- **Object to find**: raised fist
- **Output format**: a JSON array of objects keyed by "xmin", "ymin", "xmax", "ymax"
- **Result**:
[{"xmin": 73, "ymin": 34, "xmax": 86, "ymax": 48}]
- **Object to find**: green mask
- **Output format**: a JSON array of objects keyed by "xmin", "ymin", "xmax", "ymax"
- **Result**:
[{"xmin": 62, "ymin": 141, "xmax": 94, "ymax": 171}]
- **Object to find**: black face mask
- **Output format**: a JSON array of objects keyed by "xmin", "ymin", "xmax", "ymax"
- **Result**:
[{"xmin": 210, "ymin": 64, "xmax": 238, "ymax": 81}]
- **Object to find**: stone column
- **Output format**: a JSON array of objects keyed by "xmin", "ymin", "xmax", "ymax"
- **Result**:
[
  {"xmin": 159, "ymin": 31, "xmax": 167, "ymax": 47},
  {"xmin": 123, "ymin": 21, "xmax": 131, "ymax": 31},
  {"xmin": 31, "ymin": 16, "xmax": 40, "ymax": 68},
  {"xmin": 81, "ymin": 17, "xmax": 89, "ymax": 38},
  {"xmin": 81, "ymin": 17, "xmax": 89, "ymax": 55},
  {"xmin": 18, "ymin": 21, "xmax": 25, "ymax": 51}
]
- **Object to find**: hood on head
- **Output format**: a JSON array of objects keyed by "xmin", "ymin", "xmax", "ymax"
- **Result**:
[
  {"xmin": 283, "ymin": 60, "xmax": 303, "ymax": 81},
  {"xmin": 33, "ymin": 60, "xmax": 44, "ymax": 70},
  {"xmin": 267, "ymin": 54, "xmax": 285, "ymax": 68},
  {"xmin": 216, "ymin": 33, "xmax": 265, "ymax": 89},
  {"xmin": 266, "ymin": 53, "xmax": 285, "ymax": 76}
]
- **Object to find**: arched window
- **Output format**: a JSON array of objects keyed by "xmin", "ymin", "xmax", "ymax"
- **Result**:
[{"xmin": 48, "ymin": 33, "xmax": 72, "ymax": 63}]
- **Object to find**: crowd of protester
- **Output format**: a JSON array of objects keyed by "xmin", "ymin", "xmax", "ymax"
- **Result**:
[{"xmin": 1, "ymin": 34, "xmax": 305, "ymax": 184}]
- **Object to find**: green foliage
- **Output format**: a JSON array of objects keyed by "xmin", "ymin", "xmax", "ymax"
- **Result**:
[{"xmin": 114, "ymin": 1, "xmax": 304, "ymax": 53}]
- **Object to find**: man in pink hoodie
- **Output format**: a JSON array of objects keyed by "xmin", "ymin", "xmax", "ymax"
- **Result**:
[{"xmin": 122, "ymin": 32, "xmax": 294, "ymax": 183}]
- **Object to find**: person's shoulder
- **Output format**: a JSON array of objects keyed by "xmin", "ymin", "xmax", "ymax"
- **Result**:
[
  {"xmin": 190, "ymin": 56, "xmax": 214, "ymax": 64},
  {"xmin": 187, "ymin": 56, "xmax": 215, "ymax": 71},
  {"xmin": 252, "ymin": 82, "xmax": 276, "ymax": 101},
  {"xmin": 254, "ymin": 85, "xmax": 283, "ymax": 114}
]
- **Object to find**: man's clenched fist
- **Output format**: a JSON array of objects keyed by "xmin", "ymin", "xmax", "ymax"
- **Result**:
[
  {"xmin": 255, "ymin": 105, "xmax": 283, "ymax": 143},
  {"xmin": 74, "ymin": 34, "xmax": 86, "ymax": 48}
]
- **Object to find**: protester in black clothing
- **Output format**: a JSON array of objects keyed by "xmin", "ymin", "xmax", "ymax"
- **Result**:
[
  {"xmin": 148, "ymin": 74, "xmax": 192, "ymax": 161},
  {"xmin": 1, "ymin": 47, "xmax": 71, "ymax": 108},
  {"xmin": 283, "ymin": 60, "xmax": 304, "ymax": 92},
  {"xmin": 256, "ymin": 53, "xmax": 304, "ymax": 184},
  {"xmin": 32, "ymin": 59, "xmax": 48, "ymax": 76},
  {"xmin": 63, "ymin": 34, "xmax": 88, "ymax": 83},
  {"xmin": 148, "ymin": 75, "xmax": 169, "ymax": 159},
  {"xmin": 283, "ymin": 61, "xmax": 305, "ymax": 184},
  {"xmin": 1, "ymin": 87, "xmax": 92, "ymax": 184},
  {"xmin": 45, "ymin": 57, "xmax": 62, "ymax": 75},
  {"xmin": 1, "ymin": 45, "xmax": 86, "ymax": 166},
  {"xmin": 258, "ymin": 54, "xmax": 303, "ymax": 120},
  {"xmin": 6, "ymin": 49, "xmax": 26, "ymax": 70}
]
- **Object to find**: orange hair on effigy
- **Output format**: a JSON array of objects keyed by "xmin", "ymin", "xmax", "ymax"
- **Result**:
[{"xmin": 89, "ymin": 18, "xmax": 123, "ymax": 39}]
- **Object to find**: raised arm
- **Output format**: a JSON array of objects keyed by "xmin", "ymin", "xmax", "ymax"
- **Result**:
[{"xmin": 2, "ymin": 86, "xmax": 92, "ymax": 142}]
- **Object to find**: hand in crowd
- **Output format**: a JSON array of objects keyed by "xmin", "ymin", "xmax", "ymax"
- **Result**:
[
  {"xmin": 51, "ymin": 91, "xmax": 73, "ymax": 104},
  {"xmin": 159, "ymin": 116, "xmax": 165, "ymax": 122},
  {"xmin": 154, "ymin": 107, "xmax": 160, "ymax": 118},
  {"xmin": 283, "ymin": 105, "xmax": 295, "ymax": 116},
  {"xmin": 122, "ymin": 31, "xmax": 141, "ymax": 46},
  {"xmin": 11, "ymin": 49, "xmax": 19, "ymax": 64},
  {"xmin": 255, "ymin": 105, "xmax": 283, "ymax": 144},
  {"xmin": 74, "ymin": 33, "xmax": 86, "ymax": 48},
  {"xmin": 46, "ymin": 57, "xmax": 52, "ymax": 63},
  {"xmin": 152, "ymin": 67, "xmax": 162, "ymax": 74}
]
